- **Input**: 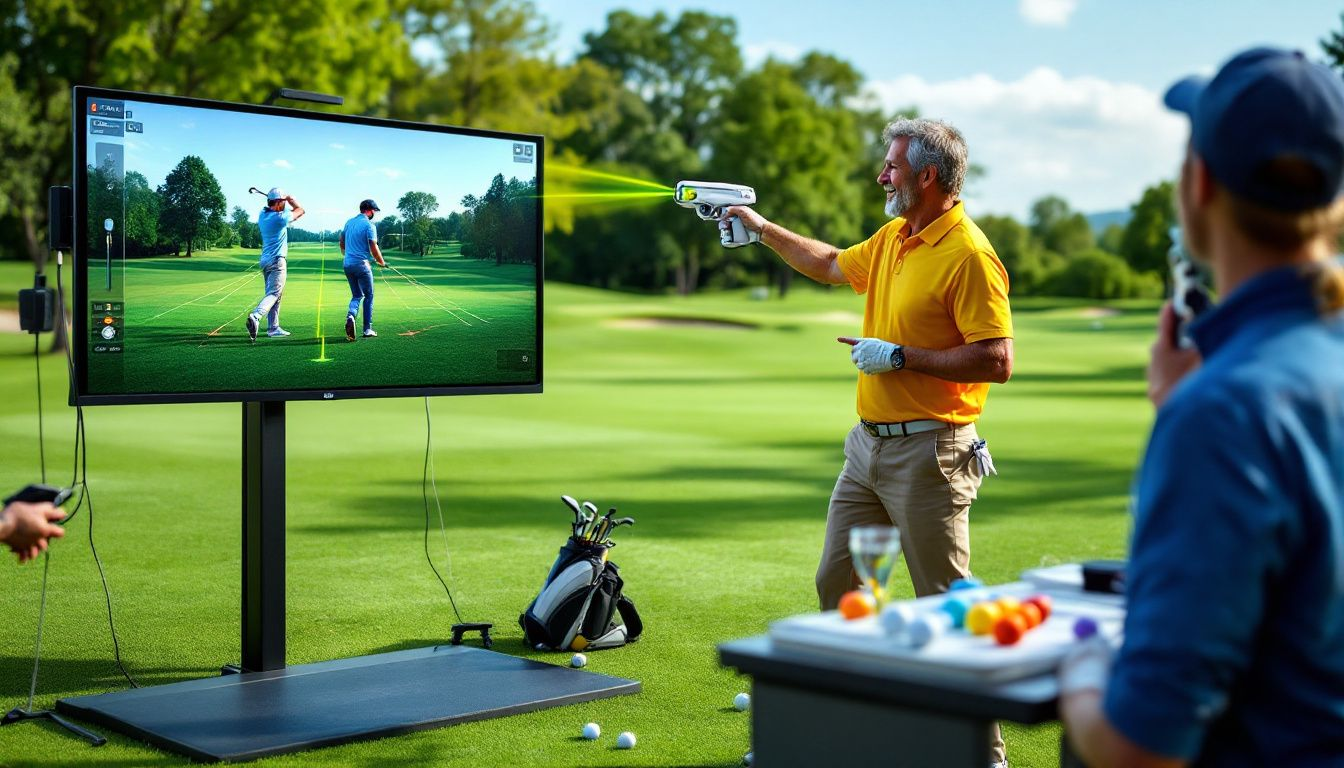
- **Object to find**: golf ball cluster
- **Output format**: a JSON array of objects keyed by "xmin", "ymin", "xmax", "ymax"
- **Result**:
[
  {"xmin": 570, "ymin": 653, "xmax": 587, "ymax": 668},
  {"xmin": 733, "ymin": 692, "xmax": 751, "ymax": 712},
  {"xmin": 617, "ymin": 731, "xmax": 637, "ymax": 749},
  {"xmin": 582, "ymin": 722, "xmax": 600, "ymax": 740}
]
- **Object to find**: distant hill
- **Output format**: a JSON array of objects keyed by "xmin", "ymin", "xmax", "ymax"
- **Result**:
[{"xmin": 1086, "ymin": 209, "xmax": 1131, "ymax": 234}]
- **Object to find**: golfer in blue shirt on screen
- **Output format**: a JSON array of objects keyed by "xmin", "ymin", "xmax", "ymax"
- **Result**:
[
  {"xmin": 340, "ymin": 199, "xmax": 388, "ymax": 341},
  {"xmin": 1058, "ymin": 47, "xmax": 1344, "ymax": 767},
  {"xmin": 247, "ymin": 187, "xmax": 304, "ymax": 342}
]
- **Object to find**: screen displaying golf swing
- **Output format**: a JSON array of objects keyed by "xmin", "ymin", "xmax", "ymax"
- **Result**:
[{"xmin": 72, "ymin": 86, "xmax": 542, "ymax": 405}]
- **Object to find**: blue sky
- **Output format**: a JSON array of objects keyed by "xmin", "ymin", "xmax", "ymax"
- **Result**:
[
  {"xmin": 90, "ymin": 100, "xmax": 538, "ymax": 234},
  {"xmin": 530, "ymin": 0, "xmax": 1341, "ymax": 218}
]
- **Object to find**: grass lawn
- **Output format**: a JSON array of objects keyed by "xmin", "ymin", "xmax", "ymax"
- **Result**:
[
  {"xmin": 85, "ymin": 242, "xmax": 537, "ymax": 395},
  {"xmin": 0, "ymin": 272, "xmax": 1154, "ymax": 767}
]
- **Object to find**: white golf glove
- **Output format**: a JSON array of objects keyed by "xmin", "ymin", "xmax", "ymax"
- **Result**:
[
  {"xmin": 849, "ymin": 337, "xmax": 898, "ymax": 375},
  {"xmin": 1057, "ymin": 635, "xmax": 1115, "ymax": 696}
]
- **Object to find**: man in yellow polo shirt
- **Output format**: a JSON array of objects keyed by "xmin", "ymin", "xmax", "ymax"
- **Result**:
[{"xmin": 724, "ymin": 117, "xmax": 1013, "ymax": 605}]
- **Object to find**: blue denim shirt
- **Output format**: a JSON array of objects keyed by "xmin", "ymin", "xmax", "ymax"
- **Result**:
[{"xmin": 1106, "ymin": 265, "xmax": 1344, "ymax": 764}]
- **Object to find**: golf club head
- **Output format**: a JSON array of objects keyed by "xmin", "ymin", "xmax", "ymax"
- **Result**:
[
  {"xmin": 611, "ymin": 517, "xmax": 635, "ymax": 528},
  {"xmin": 561, "ymin": 495, "xmax": 583, "ymax": 524},
  {"xmin": 581, "ymin": 501, "xmax": 599, "ymax": 517}
]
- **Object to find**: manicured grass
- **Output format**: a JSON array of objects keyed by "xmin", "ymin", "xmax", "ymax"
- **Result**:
[
  {"xmin": 84, "ymin": 242, "xmax": 537, "ymax": 395},
  {"xmin": 0, "ymin": 281, "xmax": 1154, "ymax": 767}
]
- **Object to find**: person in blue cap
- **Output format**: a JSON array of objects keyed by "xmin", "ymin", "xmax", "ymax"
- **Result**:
[
  {"xmin": 247, "ymin": 187, "xmax": 305, "ymax": 341},
  {"xmin": 339, "ymin": 198, "xmax": 388, "ymax": 341},
  {"xmin": 1058, "ymin": 48, "xmax": 1344, "ymax": 766}
]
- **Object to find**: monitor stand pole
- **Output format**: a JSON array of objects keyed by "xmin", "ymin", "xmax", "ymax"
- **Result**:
[{"xmin": 223, "ymin": 400, "xmax": 286, "ymax": 674}]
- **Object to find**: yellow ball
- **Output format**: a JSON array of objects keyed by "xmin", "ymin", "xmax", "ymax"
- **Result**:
[
  {"xmin": 965, "ymin": 602, "xmax": 1004, "ymax": 635},
  {"xmin": 996, "ymin": 597, "xmax": 1022, "ymax": 616}
]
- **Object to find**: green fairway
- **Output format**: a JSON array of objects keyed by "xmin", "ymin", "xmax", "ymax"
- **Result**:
[
  {"xmin": 85, "ymin": 242, "xmax": 538, "ymax": 395},
  {"xmin": 0, "ymin": 278, "xmax": 1152, "ymax": 767}
]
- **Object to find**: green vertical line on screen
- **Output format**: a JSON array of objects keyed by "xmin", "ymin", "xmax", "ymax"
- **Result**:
[{"xmin": 314, "ymin": 241, "xmax": 331, "ymax": 362}]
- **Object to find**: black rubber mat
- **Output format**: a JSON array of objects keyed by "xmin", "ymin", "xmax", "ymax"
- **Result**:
[{"xmin": 57, "ymin": 645, "xmax": 640, "ymax": 762}]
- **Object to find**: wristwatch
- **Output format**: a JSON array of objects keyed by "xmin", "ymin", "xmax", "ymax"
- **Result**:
[{"xmin": 889, "ymin": 344, "xmax": 905, "ymax": 371}]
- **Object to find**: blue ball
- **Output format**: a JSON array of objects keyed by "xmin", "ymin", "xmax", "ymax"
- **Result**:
[
  {"xmin": 940, "ymin": 596, "xmax": 971, "ymax": 629},
  {"xmin": 948, "ymin": 577, "xmax": 983, "ymax": 592},
  {"xmin": 1074, "ymin": 617, "xmax": 1099, "ymax": 640}
]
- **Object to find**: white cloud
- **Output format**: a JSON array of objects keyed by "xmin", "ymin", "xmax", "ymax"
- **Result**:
[
  {"xmin": 866, "ymin": 66, "xmax": 1188, "ymax": 219},
  {"xmin": 743, "ymin": 40, "xmax": 804, "ymax": 67},
  {"xmin": 273, "ymin": 159, "xmax": 293, "ymax": 169},
  {"xmin": 330, "ymin": 143, "xmax": 346, "ymax": 150},
  {"xmin": 346, "ymin": 159, "xmax": 357, "ymax": 166},
  {"xmin": 1019, "ymin": 0, "xmax": 1077, "ymax": 27}
]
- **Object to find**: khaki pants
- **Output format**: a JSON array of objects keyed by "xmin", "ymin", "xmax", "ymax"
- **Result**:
[{"xmin": 816, "ymin": 421, "xmax": 1003, "ymax": 764}]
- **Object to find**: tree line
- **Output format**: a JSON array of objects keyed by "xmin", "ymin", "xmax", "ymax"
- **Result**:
[{"xmin": 9, "ymin": 3, "xmax": 1344, "ymax": 299}]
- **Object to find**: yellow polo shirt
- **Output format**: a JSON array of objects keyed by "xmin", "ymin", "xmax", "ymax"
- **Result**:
[{"xmin": 836, "ymin": 202, "xmax": 1012, "ymax": 424}]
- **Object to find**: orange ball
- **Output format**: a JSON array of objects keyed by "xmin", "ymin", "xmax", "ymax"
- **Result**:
[
  {"xmin": 1025, "ymin": 595, "xmax": 1053, "ymax": 622},
  {"xmin": 1019, "ymin": 602, "xmax": 1043, "ymax": 629},
  {"xmin": 838, "ymin": 590, "xmax": 876, "ymax": 620},
  {"xmin": 993, "ymin": 613, "xmax": 1028, "ymax": 646}
]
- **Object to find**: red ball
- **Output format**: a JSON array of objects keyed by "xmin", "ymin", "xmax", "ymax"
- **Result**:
[
  {"xmin": 993, "ymin": 614, "xmax": 1028, "ymax": 646},
  {"xmin": 1025, "ymin": 595, "xmax": 1053, "ymax": 622}
]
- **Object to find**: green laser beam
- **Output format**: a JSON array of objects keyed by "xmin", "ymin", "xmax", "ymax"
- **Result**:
[
  {"xmin": 313, "ymin": 240, "xmax": 331, "ymax": 362},
  {"xmin": 540, "ymin": 191, "xmax": 669, "ymax": 200},
  {"xmin": 548, "ymin": 164, "xmax": 672, "ymax": 191}
]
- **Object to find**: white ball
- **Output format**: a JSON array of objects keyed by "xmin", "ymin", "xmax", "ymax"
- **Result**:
[
  {"xmin": 743, "ymin": 751, "xmax": 754, "ymax": 766},
  {"xmin": 879, "ymin": 602, "xmax": 917, "ymax": 637},
  {"xmin": 616, "ymin": 731, "xmax": 637, "ymax": 749},
  {"xmin": 581, "ymin": 722, "xmax": 600, "ymax": 740},
  {"xmin": 570, "ymin": 653, "xmax": 587, "ymax": 668},
  {"xmin": 733, "ymin": 692, "xmax": 751, "ymax": 712}
]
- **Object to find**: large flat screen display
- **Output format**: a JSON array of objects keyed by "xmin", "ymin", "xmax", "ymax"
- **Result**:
[{"xmin": 72, "ymin": 87, "xmax": 542, "ymax": 405}]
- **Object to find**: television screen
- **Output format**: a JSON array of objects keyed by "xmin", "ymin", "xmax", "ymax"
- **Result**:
[{"xmin": 72, "ymin": 87, "xmax": 542, "ymax": 405}]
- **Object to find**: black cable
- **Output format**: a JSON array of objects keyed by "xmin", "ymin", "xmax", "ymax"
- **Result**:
[
  {"xmin": 54, "ymin": 254, "xmax": 138, "ymax": 688},
  {"xmin": 422, "ymin": 396, "xmax": 463, "ymax": 624},
  {"xmin": 35, "ymin": 332, "xmax": 45, "ymax": 484}
]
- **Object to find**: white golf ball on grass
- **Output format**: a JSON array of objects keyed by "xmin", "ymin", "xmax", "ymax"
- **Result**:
[
  {"xmin": 616, "ymin": 731, "xmax": 637, "ymax": 749},
  {"xmin": 733, "ymin": 692, "xmax": 751, "ymax": 711},
  {"xmin": 570, "ymin": 653, "xmax": 587, "ymax": 668},
  {"xmin": 581, "ymin": 722, "xmax": 600, "ymax": 740}
]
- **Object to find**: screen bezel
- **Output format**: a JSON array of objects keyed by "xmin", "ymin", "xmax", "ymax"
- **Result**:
[{"xmin": 71, "ymin": 86, "xmax": 543, "ymax": 406}]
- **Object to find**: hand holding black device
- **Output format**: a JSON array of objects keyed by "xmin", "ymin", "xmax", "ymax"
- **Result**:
[{"xmin": 5, "ymin": 483, "xmax": 73, "ymax": 509}]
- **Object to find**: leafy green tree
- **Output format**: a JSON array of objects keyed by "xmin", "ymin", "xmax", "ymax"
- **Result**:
[
  {"xmin": 124, "ymin": 172, "xmax": 160, "ymax": 256},
  {"xmin": 231, "ymin": 206, "xmax": 261, "ymax": 250},
  {"xmin": 0, "ymin": 0, "xmax": 414, "ymax": 268},
  {"xmin": 1322, "ymin": 13, "xmax": 1344, "ymax": 72},
  {"xmin": 977, "ymin": 214, "xmax": 1048, "ymax": 293},
  {"xmin": 1028, "ymin": 195, "xmax": 1093, "ymax": 255},
  {"xmin": 1029, "ymin": 196, "xmax": 1071, "ymax": 242},
  {"xmin": 1046, "ymin": 249, "xmax": 1142, "ymax": 299},
  {"xmin": 1098, "ymin": 223, "xmax": 1125, "ymax": 255},
  {"xmin": 1120, "ymin": 180, "xmax": 1177, "ymax": 288},
  {"xmin": 157, "ymin": 155, "xmax": 226, "ymax": 258},
  {"xmin": 714, "ymin": 58, "xmax": 867, "ymax": 295},
  {"xmin": 396, "ymin": 191, "xmax": 439, "ymax": 257}
]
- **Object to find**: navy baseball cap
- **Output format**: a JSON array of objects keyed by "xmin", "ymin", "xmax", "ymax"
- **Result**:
[
  {"xmin": 360, "ymin": 199, "xmax": 380, "ymax": 212},
  {"xmin": 1164, "ymin": 47, "xmax": 1344, "ymax": 212}
]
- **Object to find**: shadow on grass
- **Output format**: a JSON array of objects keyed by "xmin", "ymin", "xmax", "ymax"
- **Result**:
[
  {"xmin": 298, "ymin": 453, "xmax": 1134, "ymax": 538},
  {"xmin": 0, "ymin": 656, "xmax": 219, "ymax": 700}
]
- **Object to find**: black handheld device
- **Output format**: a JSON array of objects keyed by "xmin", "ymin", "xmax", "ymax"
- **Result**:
[{"xmin": 4, "ymin": 484, "xmax": 73, "ymax": 507}]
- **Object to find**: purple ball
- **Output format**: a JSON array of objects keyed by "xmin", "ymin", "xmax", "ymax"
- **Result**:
[{"xmin": 1073, "ymin": 617, "xmax": 1099, "ymax": 640}]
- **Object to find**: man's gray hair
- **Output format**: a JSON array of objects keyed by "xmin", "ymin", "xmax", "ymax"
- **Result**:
[{"xmin": 882, "ymin": 118, "xmax": 968, "ymax": 198}]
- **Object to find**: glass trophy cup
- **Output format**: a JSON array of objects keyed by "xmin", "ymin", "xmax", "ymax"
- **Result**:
[{"xmin": 849, "ymin": 525, "xmax": 903, "ymax": 607}]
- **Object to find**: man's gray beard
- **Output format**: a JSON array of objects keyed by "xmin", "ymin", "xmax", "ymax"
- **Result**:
[{"xmin": 885, "ymin": 184, "xmax": 917, "ymax": 219}]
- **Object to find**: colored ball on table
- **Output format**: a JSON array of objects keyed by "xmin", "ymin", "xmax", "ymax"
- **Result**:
[
  {"xmin": 1074, "ymin": 616, "xmax": 1099, "ymax": 640},
  {"xmin": 948, "ymin": 577, "xmax": 983, "ymax": 592},
  {"xmin": 965, "ymin": 601, "xmax": 1004, "ymax": 636},
  {"xmin": 1025, "ymin": 594, "xmax": 1053, "ymax": 621},
  {"xmin": 941, "ymin": 596, "xmax": 971, "ymax": 629},
  {"xmin": 993, "ymin": 613, "xmax": 1028, "ymax": 646},
  {"xmin": 582, "ymin": 722, "xmax": 601, "ymax": 740},
  {"xmin": 995, "ymin": 596, "xmax": 1022, "ymax": 617},
  {"xmin": 616, "ymin": 731, "xmax": 637, "ymax": 749},
  {"xmin": 1019, "ymin": 602, "xmax": 1044, "ymax": 629},
  {"xmin": 838, "ymin": 590, "xmax": 876, "ymax": 620},
  {"xmin": 879, "ymin": 602, "xmax": 916, "ymax": 636},
  {"xmin": 733, "ymin": 692, "xmax": 751, "ymax": 712},
  {"xmin": 908, "ymin": 612, "xmax": 952, "ymax": 648}
]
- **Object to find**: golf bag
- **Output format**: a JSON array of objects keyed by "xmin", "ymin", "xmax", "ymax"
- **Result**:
[{"xmin": 520, "ymin": 538, "xmax": 643, "ymax": 651}]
